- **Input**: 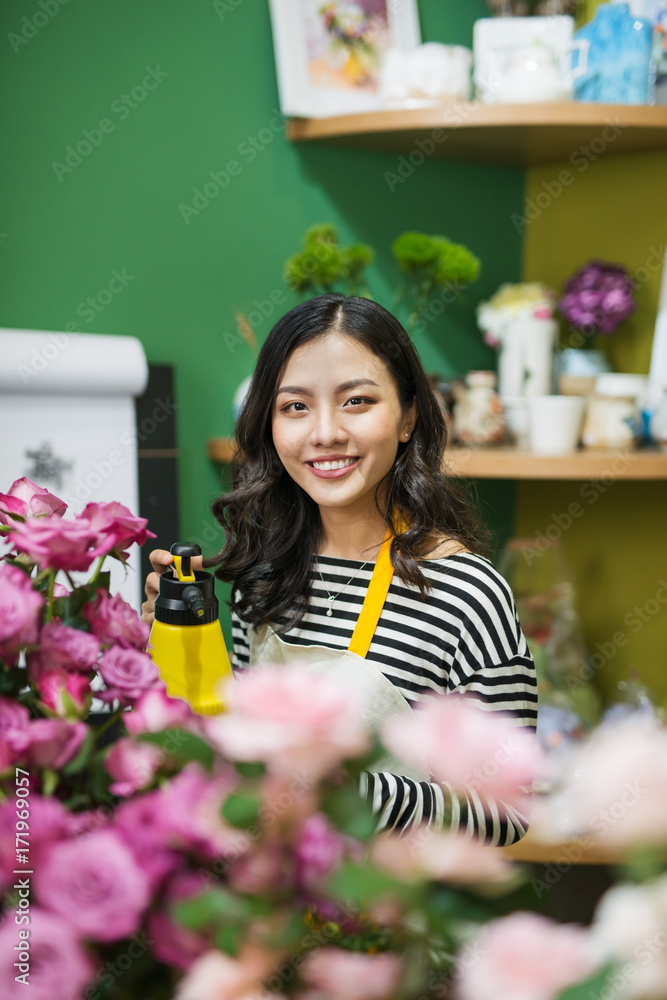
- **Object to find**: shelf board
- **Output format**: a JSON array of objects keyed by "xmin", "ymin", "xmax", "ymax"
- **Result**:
[
  {"xmin": 208, "ymin": 438, "xmax": 667, "ymax": 480},
  {"xmin": 287, "ymin": 102, "xmax": 667, "ymax": 166}
]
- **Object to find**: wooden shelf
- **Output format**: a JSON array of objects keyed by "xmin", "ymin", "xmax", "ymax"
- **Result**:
[
  {"xmin": 208, "ymin": 438, "xmax": 667, "ymax": 480},
  {"xmin": 287, "ymin": 102, "xmax": 667, "ymax": 166}
]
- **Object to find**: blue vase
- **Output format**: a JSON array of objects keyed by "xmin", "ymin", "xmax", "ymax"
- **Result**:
[{"xmin": 573, "ymin": 2, "xmax": 653, "ymax": 104}]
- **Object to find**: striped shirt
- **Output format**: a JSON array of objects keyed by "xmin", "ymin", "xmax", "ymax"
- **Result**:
[{"xmin": 231, "ymin": 551, "xmax": 538, "ymax": 846}]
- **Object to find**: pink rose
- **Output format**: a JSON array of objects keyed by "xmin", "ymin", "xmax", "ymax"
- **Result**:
[
  {"xmin": 125, "ymin": 686, "xmax": 197, "ymax": 735},
  {"xmin": 8, "ymin": 515, "xmax": 100, "ymax": 572},
  {"xmin": 175, "ymin": 944, "xmax": 282, "ymax": 1000},
  {"xmin": 0, "ymin": 697, "xmax": 31, "ymax": 763},
  {"xmin": 0, "ymin": 477, "xmax": 67, "ymax": 524},
  {"xmin": 83, "ymin": 590, "xmax": 150, "ymax": 649},
  {"xmin": 302, "ymin": 948, "xmax": 403, "ymax": 1000},
  {"xmin": 29, "ymin": 620, "xmax": 101, "ymax": 679},
  {"xmin": 0, "ymin": 794, "xmax": 71, "ymax": 891},
  {"xmin": 0, "ymin": 563, "xmax": 43, "ymax": 663},
  {"xmin": 0, "ymin": 907, "xmax": 95, "ymax": 1000},
  {"xmin": 295, "ymin": 813, "xmax": 346, "ymax": 893},
  {"xmin": 206, "ymin": 663, "xmax": 370, "ymax": 779},
  {"xmin": 98, "ymin": 645, "xmax": 162, "ymax": 705},
  {"xmin": 455, "ymin": 912, "xmax": 597, "ymax": 1000},
  {"xmin": 154, "ymin": 763, "xmax": 239, "ymax": 859},
  {"xmin": 81, "ymin": 500, "xmax": 156, "ymax": 558},
  {"xmin": 105, "ymin": 737, "xmax": 163, "ymax": 796},
  {"xmin": 26, "ymin": 718, "xmax": 87, "ymax": 769},
  {"xmin": 371, "ymin": 829, "xmax": 514, "ymax": 886},
  {"xmin": 148, "ymin": 870, "xmax": 210, "ymax": 971},
  {"xmin": 381, "ymin": 694, "xmax": 540, "ymax": 811},
  {"xmin": 37, "ymin": 669, "xmax": 91, "ymax": 717},
  {"xmin": 113, "ymin": 792, "xmax": 180, "ymax": 893},
  {"xmin": 34, "ymin": 828, "xmax": 151, "ymax": 941}
]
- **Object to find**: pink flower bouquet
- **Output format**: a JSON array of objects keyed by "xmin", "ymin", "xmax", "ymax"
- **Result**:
[{"xmin": 0, "ymin": 477, "xmax": 652, "ymax": 1000}]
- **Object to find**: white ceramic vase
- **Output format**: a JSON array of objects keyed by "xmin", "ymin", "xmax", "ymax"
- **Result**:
[{"xmin": 498, "ymin": 316, "xmax": 556, "ymax": 398}]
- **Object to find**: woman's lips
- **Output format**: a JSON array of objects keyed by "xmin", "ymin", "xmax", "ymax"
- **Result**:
[{"xmin": 306, "ymin": 457, "xmax": 360, "ymax": 479}]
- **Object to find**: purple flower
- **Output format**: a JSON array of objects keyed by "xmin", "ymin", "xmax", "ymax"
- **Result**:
[
  {"xmin": 0, "ymin": 563, "xmax": 43, "ymax": 664},
  {"xmin": 28, "ymin": 620, "xmax": 101, "ymax": 680},
  {"xmin": 295, "ymin": 813, "xmax": 346, "ymax": 892},
  {"xmin": 113, "ymin": 792, "xmax": 181, "ymax": 893},
  {"xmin": 148, "ymin": 870, "xmax": 210, "ymax": 971},
  {"xmin": 125, "ymin": 686, "xmax": 196, "ymax": 735},
  {"xmin": 83, "ymin": 590, "xmax": 150, "ymax": 649},
  {"xmin": 26, "ymin": 718, "xmax": 87, "ymax": 770},
  {"xmin": 0, "ymin": 907, "xmax": 95, "ymax": 1000},
  {"xmin": 8, "ymin": 516, "xmax": 100, "ymax": 572},
  {"xmin": 80, "ymin": 500, "xmax": 155, "ymax": 559},
  {"xmin": 98, "ymin": 645, "xmax": 162, "ymax": 706},
  {"xmin": 104, "ymin": 737, "xmax": 163, "ymax": 796},
  {"xmin": 559, "ymin": 260, "xmax": 635, "ymax": 335},
  {"xmin": 34, "ymin": 828, "xmax": 151, "ymax": 942},
  {"xmin": 0, "ymin": 697, "xmax": 31, "ymax": 764}
]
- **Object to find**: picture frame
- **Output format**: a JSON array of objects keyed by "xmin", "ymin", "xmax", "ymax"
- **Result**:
[{"xmin": 268, "ymin": 0, "xmax": 421, "ymax": 118}]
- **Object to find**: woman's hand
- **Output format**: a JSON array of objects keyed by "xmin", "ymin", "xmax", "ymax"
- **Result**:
[{"xmin": 141, "ymin": 548, "xmax": 204, "ymax": 624}]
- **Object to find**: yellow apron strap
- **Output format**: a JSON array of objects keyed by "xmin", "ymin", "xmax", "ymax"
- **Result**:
[{"xmin": 348, "ymin": 529, "xmax": 394, "ymax": 659}]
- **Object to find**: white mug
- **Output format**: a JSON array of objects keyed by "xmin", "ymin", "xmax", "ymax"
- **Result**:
[{"xmin": 527, "ymin": 395, "xmax": 585, "ymax": 455}]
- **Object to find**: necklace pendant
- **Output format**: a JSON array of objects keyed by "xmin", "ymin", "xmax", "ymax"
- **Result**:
[{"xmin": 326, "ymin": 607, "xmax": 333, "ymax": 617}]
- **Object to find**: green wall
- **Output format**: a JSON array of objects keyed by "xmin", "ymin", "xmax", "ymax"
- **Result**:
[{"xmin": 0, "ymin": 0, "xmax": 524, "ymax": 641}]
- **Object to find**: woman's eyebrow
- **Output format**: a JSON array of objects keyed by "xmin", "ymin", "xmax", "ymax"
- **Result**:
[
  {"xmin": 276, "ymin": 385, "xmax": 313, "ymax": 396},
  {"xmin": 275, "ymin": 378, "xmax": 379, "ymax": 396}
]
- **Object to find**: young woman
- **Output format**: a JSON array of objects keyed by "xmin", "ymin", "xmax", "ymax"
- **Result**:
[{"xmin": 143, "ymin": 293, "xmax": 537, "ymax": 845}]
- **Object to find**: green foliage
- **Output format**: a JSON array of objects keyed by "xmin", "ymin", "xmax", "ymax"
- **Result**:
[
  {"xmin": 221, "ymin": 790, "xmax": 262, "ymax": 829},
  {"xmin": 284, "ymin": 223, "xmax": 374, "ymax": 297},
  {"xmin": 139, "ymin": 727, "xmax": 214, "ymax": 770}
]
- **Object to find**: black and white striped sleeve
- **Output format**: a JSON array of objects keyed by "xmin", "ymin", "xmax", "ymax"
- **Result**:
[
  {"xmin": 230, "ymin": 598, "xmax": 250, "ymax": 675},
  {"xmin": 361, "ymin": 556, "xmax": 538, "ymax": 846}
]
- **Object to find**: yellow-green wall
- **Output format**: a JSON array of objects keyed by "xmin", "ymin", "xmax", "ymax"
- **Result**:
[{"xmin": 520, "ymin": 150, "xmax": 667, "ymax": 703}]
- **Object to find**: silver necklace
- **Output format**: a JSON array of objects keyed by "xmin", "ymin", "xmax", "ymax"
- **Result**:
[{"xmin": 316, "ymin": 557, "xmax": 369, "ymax": 616}]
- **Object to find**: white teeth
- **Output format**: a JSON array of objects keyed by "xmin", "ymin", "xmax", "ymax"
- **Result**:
[{"xmin": 311, "ymin": 458, "xmax": 357, "ymax": 471}]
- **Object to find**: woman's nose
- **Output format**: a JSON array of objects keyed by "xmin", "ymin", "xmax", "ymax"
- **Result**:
[{"xmin": 309, "ymin": 407, "xmax": 345, "ymax": 447}]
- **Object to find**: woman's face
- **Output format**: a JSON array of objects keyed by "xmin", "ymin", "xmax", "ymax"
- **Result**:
[{"xmin": 271, "ymin": 332, "xmax": 416, "ymax": 517}]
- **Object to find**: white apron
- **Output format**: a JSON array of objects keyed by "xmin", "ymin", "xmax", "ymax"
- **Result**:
[{"xmin": 246, "ymin": 531, "xmax": 429, "ymax": 784}]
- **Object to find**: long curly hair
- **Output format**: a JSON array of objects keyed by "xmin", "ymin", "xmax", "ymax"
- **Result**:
[{"xmin": 205, "ymin": 293, "xmax": 486, "ymax": 631}]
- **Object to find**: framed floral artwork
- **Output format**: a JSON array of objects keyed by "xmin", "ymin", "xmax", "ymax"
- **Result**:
[{"xmin": 268, "ymin": 0, "xmax": 421, "ymax": 118}]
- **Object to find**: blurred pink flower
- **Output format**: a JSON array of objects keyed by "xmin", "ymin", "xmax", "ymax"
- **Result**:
[
  {"xmin": 175, "ymin": 944, "xmax": 283, "ymax": 1000},
  {"xmin": 455, "ymin": 911, "xmax": 596, "ymax": 1000},
  {"xmin": 34, "ymin": 828, "xmax": 151, "ymax": 941},
  {"xmin": 0, "ymin": 477, "xmax": 67, "ymax": 524},
  {"xmin": 0, "ymin": 907, "xmax": 95, "ymax": 1000},
  {"xmin": 228, "ymin": 839, "xmax": 291, "ymax": 896},
  {"xmin": 530, "ymin": 718, "xmax": 667, "ymax": 850},
  {"xmin": 0, "ymin": 563, "xmax": 43, "ymax": 663},
  {"xmin": 302, "ymin": 948, "xmax": 403, "ymax": 1000},
  {"xmin": 0, "ymin": 794, "xmax": 71, "ymax": 892},
  {"xmin": 81, "ymin": 500, "xmax": 155, "ymax": 558},
  {"xmin": 113, "ymin": 791, "xmax": 181, "ymax": 893},
  {"xmin": 381, "ymin": 694, "xmax": 539, "ymax": 811},
  {"xmin": 83, "ymin": 589, "xmax": 150, "ymax": 649},
  {"xmin": 98, "ymin": 645, "xmax": 162, "ymax": 705},
  {"xmin": 26, "ymin": 718, "xmax": 87, "ymax": 769},
  {"xmin": 295, "ymin": 813, "xmax": 346, "ymax": 893},
  {"xmin": 125, "ymin": 687, "xmax": 196, "ymax": 735},
  {"xmin": 105, "ymin": 736, "xmax": 163, "ymax": 796},
  {"xmin": 370, "ymin": 829, "xmax": 514, "ymax": 886},
  {"xmin": 149, "ymin": 870, "xmax": 211, "ymax": 971},
  {"xmin": 154, "ymin": 763, "xmax": 239, "ymax": 859},
  {"xmin": 206, "ymin": 663, "xmax": 370, "ymax": 779},
  {"xmin": 28, "ymin": 620, "xmax": 101, "ymax": 679},
  {"xmin": 37, "ymin": 669, "xmax": 91, "ymax": 717},
  {"xmin": 0, "ymin": 697, "xmax": 31, "ymax": 762},
  {"xmin": 8, "ymin": 515, "xmax": 100, "ymax": 572},
  {"xmin": 590, "ymin": 874, "xmax": 667, "ymax": 999}
]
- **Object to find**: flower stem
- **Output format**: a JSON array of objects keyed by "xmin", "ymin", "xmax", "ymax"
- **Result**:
[
  {"xmin": 88, "ymin": 555, "xmax": 106, "ymax": 589},
  {"xmin": 45, "ymin": 569, "xmax": 56, "ymax": 622}
]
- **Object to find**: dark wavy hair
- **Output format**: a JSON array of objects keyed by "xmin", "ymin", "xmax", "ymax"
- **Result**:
[{"xmin": 205, "ymin": 293, "xmax": 486, "ymax": 631}]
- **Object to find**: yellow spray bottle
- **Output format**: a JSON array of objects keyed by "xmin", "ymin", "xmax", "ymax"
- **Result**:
[{"xmin": 148, "ymin": 543, "xmax": 233, "ymax": 714}]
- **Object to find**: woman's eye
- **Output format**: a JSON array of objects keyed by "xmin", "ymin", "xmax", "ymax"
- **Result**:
[
  {"xmin": 346, "ymin": 396, "xmax": 375, "ymax": 407},
  {"xmin": 281, "ymin": 401, "xmax": 307, "ymax": 413}
]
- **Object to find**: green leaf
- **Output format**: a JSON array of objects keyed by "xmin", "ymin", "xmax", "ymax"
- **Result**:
[
  {"xmin": 555, "ymin": 964, "xmax": 617, "ymax": 1000},
  {"xmin": 326, "ymin": 860, "xmax": 408, "ymax": 907},
  {"xmin": 321, "ymin": 784, "xmax": 377, "ymax": 841},
  {"xmin": 234, "ymin": 761, "xmax": 265, "ymax": 779},
  {"xmin": 139, "ymin": 728, "xmax": 214, "ymax": 770},
  {"xmin": 221, "ymin": 791, "xmax": 261, "ymax": 830},
  {"xmin": 173, "ymin": 889, "xmax": 247, "ymax": 931},
  {"xmin": 63, "ymin": 728, "xmax": 95, "ymax": 775},
  {"xmin": 42, "ymin": 768, "xmax": 58, "ymax": 797},
  {"xmin": 266, "ymin": 910, "xmax": 311, "ymax": 949},
  {"xmin": 214, "ymin": 922, "xmax": 245, "ymax": 957}
]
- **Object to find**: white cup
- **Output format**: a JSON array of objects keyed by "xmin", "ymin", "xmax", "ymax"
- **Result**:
[{"xmin": 527, "ymin": 395, "xmax": 585, "ymax": 455}]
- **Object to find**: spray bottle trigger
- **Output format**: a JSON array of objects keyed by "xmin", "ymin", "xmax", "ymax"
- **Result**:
[{"xmin": 172, "ymin": 554, "xmax": 196, "ymax": 583}]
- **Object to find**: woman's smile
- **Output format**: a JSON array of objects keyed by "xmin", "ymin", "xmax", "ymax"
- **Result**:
[{"xmin": 307, "ymin": 455, "xmax": 360, "ymax": 477}]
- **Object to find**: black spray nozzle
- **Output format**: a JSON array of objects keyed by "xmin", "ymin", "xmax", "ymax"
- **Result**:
[{"xmin": 182, "ymin": 585, "xmax": 207, "ymax": 620}]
